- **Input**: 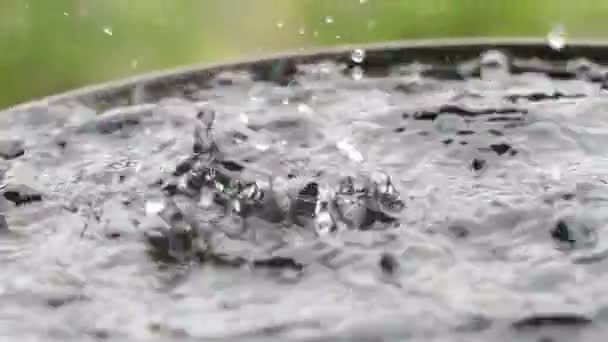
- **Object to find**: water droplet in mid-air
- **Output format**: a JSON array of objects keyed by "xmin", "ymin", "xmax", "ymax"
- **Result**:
[
  {"xmin": 351, "ymin": 49, "xmax": 366, "ymax": 64},
  {"xmin": 103, "ymin": 26, "xmax": 113, "ymax": 36},
  {"xmin": 325, "ymin": 16, "xmax": 334, "ymax": 24},
  {"xmin": 548, "ymin": 24, "xmax": 566, "ymax": 50}
]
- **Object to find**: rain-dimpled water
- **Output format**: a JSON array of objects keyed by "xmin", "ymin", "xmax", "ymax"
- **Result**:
[{"xmin": 3, "ymin": 47, "xmax": 608, "ymax": 342}]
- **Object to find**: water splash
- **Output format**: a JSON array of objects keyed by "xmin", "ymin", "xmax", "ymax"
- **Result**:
[
  {"xmin": 480, "ymin": 50, "xmax": 510, "ymax": 82},
  {"xmin": 547, "ymin": 24, "xmax": 566, "ymax": 51},
  {"xmin": 351, "ymin": 66, "xmax": 364, "ymax": 81}
]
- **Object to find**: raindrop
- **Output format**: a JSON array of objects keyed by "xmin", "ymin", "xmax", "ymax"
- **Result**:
[
  {"xmin": 276, "ymin": 20, "xmax": 284, "ymax": 29},
  {"xmin": 547, "ymin": 24, "xmax": 566, "ymax": 51},
  {"xmin": 103, "ymin": 26, "xmax": 113, "ymax": 36},
  {"xmin": 325, "ymin": 16, "xmax": 334, "ymax": 24},
  {"xmin": 351, "ymin": 49, "xmax": 366, "ymax": 63}
]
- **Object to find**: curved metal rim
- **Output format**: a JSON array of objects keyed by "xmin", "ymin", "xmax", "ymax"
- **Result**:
[{"xmin": 4, "ymin": 36, "xmax": 608, "ymax": 113}]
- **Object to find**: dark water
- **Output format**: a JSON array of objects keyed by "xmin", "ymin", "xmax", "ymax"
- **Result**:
[{"xmin": 3, "ymin": 50, "xmax": 608, "ymax": 341}]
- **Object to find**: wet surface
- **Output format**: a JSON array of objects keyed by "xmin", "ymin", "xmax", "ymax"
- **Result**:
[{"xmin": 3, "ymin": 49, "xmax": 608, "ymax": 341}]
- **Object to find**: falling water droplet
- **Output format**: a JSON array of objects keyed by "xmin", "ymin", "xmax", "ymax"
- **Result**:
[
  {"xmin": 325, "ymin": 16, "xmax": 334, "ymax": 24},
  {"xmin": 276, "ymin": 20, "xmax": 284, "ymax": 29},
  {"xmin": 351, "ymin": 49, "xmax": 366, "ymax": 63},
  {"xmin": 547, "ymin": 24, "xmax": 566, "ymax": 51},
  {"xmin": 298, "ymin": 27, "xmax": 306, "ymax": 35},
  {"xmin": 480, "ymin": 50, "xmax": 510, "ymax": 82},
  {"xmin": 103, "ymin": 26, "xmax": 113, "ymax": 36}
]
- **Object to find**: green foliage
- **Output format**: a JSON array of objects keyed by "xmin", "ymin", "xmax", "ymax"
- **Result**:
[{"xmin": 1, "ymin": 0, "xmax": 608, "ymax": 109}]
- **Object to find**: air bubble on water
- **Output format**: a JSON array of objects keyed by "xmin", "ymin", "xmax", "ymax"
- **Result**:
[
  {"xmin": 351, "ymin": 66, "xmax": 364, "ymax": 81},
  {"xmin": 298, "ymin": 27, "xmax": 306, "ymax": 35},
  {"xmin": 547, "ymin": 24, "xmax": 566, "ymax": 51},
  {"xmin": 325, "ymin": 16, "xmax": 334, "ymax": 24},
  {"xmin": 480, "ymin": 50, "xmax": 510, "ymax": 82},
  {"xmin": 276, "ymin": 20, "xmax": 284, "ymax": 29},
  {"xmin": 351, "ymin": 49, "xmax": 366, "ymax": 64},
  {"xmin": 103, "ymin": 26, "xmax": 113, "ymax": 36}
]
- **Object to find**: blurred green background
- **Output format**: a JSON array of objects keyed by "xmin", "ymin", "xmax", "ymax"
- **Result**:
[{"xmin": 2, "ymin": 0, "xmax": 608, "ymax": 109}]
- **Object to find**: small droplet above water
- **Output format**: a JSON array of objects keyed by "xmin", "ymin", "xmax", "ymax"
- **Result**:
[
  {"xmin": 102, "ymin": 26, "xmax": 113, "ymax": 36},
  {"xmin": 547, "ymin": 24, "xmax": 566, "ymax": 51},
  {"xmin": 351, "ymin": 49, "xmax": 366, "ymax": 64},
  {"xmin": 325, "ymin": 16, "xmax": 334, "ymax": 24}
]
